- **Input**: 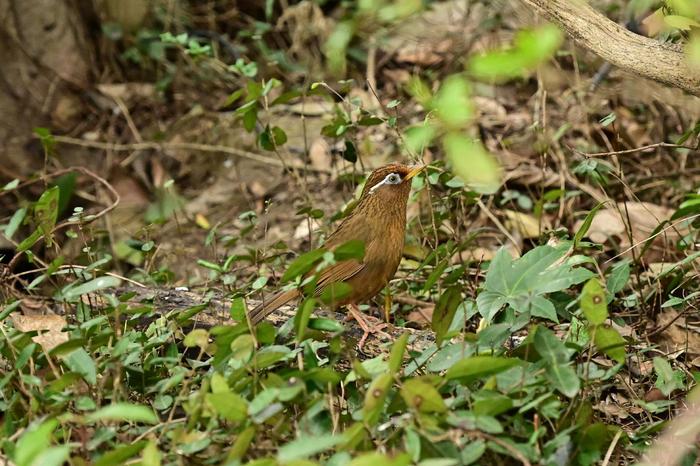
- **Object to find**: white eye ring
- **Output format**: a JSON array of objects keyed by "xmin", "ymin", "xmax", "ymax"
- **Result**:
[
  {"xmin": 369, "ymin": 172, "xmax": 402, "ymax": 194},
  {"xmin": 386, "ymin": 173, "xmax": 401, "ymax": 184}
]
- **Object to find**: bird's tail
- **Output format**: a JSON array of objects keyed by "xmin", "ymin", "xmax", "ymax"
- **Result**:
[{"xmin": 247, "ymin": 289, "xmax": 300, "ymax": 325}]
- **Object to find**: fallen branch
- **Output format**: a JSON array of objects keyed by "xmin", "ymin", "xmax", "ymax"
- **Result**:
[{"xmin": 521, "ymin": 0, "xmax": 700, "ymax": 97}]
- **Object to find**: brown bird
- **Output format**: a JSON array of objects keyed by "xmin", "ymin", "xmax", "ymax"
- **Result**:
[{"xmin": 248, "ymin": 162, "xmax": 423, "ymax": 347}]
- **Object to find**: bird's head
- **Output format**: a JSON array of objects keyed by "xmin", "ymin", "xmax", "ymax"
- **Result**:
[{"xmin": 359, "ymin": 163, "xmax": 424, "ymax": 200}]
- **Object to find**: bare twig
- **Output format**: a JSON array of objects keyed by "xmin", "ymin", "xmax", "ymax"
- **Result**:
[{"xmin": 570, "ymin": 142, "xmax": 697, "ymax": 158}]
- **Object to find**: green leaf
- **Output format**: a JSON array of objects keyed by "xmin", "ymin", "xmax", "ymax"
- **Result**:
[
  {"xmin": 227, "ymin": 426, "xmax": 256, "ymax": 461},
  {"xmin": 206, "ymin": 392, "xmax": 248, "ymax": 421},
  {"xmin": 404, "ymin": 124, "xmax": 436, "ymax": 154},
  {"xmin": 445, "ymin": 355, "xmax": 519, "ymax": 382},
  {"xmin": 529, "ymin": 295, "xmax": 557, "ymax": 322},
  {"xmin": 259, "ymin": 125, "xmax": 288, "ymax": 151},
  {"xmin": 432, "ymin": 75, "xmax": 473, "ymax": 128},
  {"xmin": 342, "ymin": 140, "xmax": 357, "ymax": 163},
  {"xmin": 443, "ymin": 132, "xmax": 501, "ymax": 194},
  {"xmin": 62, "ymin": 348, "xmax": 96, "ymax": 385},
  {"xmin": 653, "ymin": 356, "xmax": 685, "ymax": 396},
  {"xmin": 281, "ymin": 248, "xmax": 326, "ymax": 283},
  {"xmin": 231, "ymin": 334, "xmax": 255, "ymax": 364},
  {"xmin": 477, "ymin": 244, "xmax": 594, "ymax": 322},
  {"xmin": 53, "ymin": 172, "xmax": 76, "ymax": 216},
  {"xmin": 574, "ymin": 201, "xmax": 607, "ymax": 247},
  {"xmin": 184, "ymin": 328, "xmax": 209, "ymax": 348},
  {"xmin": 664, "ymin": 14, "xmax": 700, "ymax": 30},
  {"xmin": 5, "ymin": 207, "xmax": 27, "ymax": 239},
  {"xmin": 545, "ymin": 364, "xmax": 580, "ymax": 398},
  {"xmin": 94, "ymin": 442, "xmax": 148, "ymax": 466},
  {"xmin": 230, "ymin": 297, "xmax": 246, "ymax": 321},
  {"xmin": 580, "ymin": 279, "xmax": 608, "ymax": 325},
  {"xmin": 607, "ymin": 260, "xmax": 631, "ymax": 295},
  {"xmin": 28, "ymin": 446, "xmax": 70, "ymax": 466},
  {"xmin": 86, "ymin": 402, "xmax": 158, "ymax": 424},
  {"xmin": 277, "ymin": 434, "xmax": 341, "ymax": 462},
  {"xmin": 400, "ymin": 378, "xmax": 447, "ymax": 413},
  {"xmin": 57, "ymin": 276, "xmax": 122, "ymax": 301},
  {"xmin": 34, "ymin": 186, "xmax": 59, "ymax": 247},
  {"xmin": 295, "ymin": 298, "xmax": 316, "ymax": 342},
  {"xmin": 533, "ymin": 326, "xmax": 580, "ymax": 397},
  {"xmin": 363, "ymin": 373, "xmax": 392, "ymax": 425},
  {"xmin": 14, "ymin": 419, "xmax": 58, "ymax": 466},
  {"xmin": 320, "ymin": 282, "xmax": 353, "ymax": 305},
  {"xmin": 388, "ymin": 332, "xmax": 409, "ymax": 374},
  {"xmin": 469, "ymin": 24, "xmax": 562, "ymax": 81},
  {"xmin": 592, "ymin": 325, "xmax": 626, "ymax": 364},
  {"xmin": 348, "ymin": 452, "xmax": 411, "ymax": 466},
  {"xmin": 432, "ymin": 286, "xmax": 462, "ymax": 345},
  {"xmin": 333, "ymin": 239, "xmax": 365, "ymax": 261}
]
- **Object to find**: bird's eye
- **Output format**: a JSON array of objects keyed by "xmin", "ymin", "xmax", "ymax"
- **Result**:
[{"xmin": 387, "ymin": 173, "xmax": 401, "ymax": 184}]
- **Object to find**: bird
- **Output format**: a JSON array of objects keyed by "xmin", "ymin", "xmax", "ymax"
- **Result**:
[{"xmin": 247, "ymin": 162, "xmax": 424, "ymax": 348}]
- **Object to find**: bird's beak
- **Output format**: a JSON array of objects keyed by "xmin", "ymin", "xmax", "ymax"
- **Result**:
[{"xmin": 405, "ymin": 164, "xmax": 426, "ymax": 180}]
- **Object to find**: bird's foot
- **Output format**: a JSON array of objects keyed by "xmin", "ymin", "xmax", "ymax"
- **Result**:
[{"xmin": 346, "ymin": 304, "xmax": 392, "ymax": 351}]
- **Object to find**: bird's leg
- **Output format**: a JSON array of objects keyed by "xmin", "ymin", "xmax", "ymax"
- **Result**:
[{"xmin": 346, "ymin": 304, "xmax": 391, "ymax": 351}]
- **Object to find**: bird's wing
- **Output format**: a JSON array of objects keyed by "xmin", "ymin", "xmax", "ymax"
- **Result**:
[{"xmin": 314, "ymin": 259, "xmax": 365, "ymax": 294}]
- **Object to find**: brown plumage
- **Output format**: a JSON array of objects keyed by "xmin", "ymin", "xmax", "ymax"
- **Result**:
[{"xmin": 247, "ymin": 163, "xmax": 423, "ymax": 338}]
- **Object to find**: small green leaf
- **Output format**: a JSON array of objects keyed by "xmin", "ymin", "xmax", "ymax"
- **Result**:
[
  {"xmin": 664, "ymin": 14, "xmax": 700, "ymax": 30},
  {"xmin": 206, "ymin": 392, "xmax": 248, "ymax": 421},
  {"xmin": 607, "ymin": 260, "xmax": 631, "ymax": 294},
  {"xmin": 363, "ymin": 373, "xmax": 392, "ymax": 426},
  {"xmin": 580, "ymin": 279, "xmax": 608, "ymax": 325},
  {"xmin": 34, "ymin": 186, "xmax": 60, "ymax": 247},
  {"xmin": 295, "ymin": 298, "xmax": 316, "ymax": 342},
  {"xmin": 5, "ymin": 207, "xmax": 27, "ymax": 239},
  {"xmin": 404, "ymin": 124, "xmax": 435, "ymax": 154},
  {"xmin": 432, "ymin": 286, "xmax": 462, "ymax": 346},
  {"xmin": 94, "ymin": 442, "xmax": 148, "ymax": 466},
  {"xmin": 57, "ymin": 276, "xmax": 122, "ymax": 301},
  {"xmin": 86, "ymin": 402, "xmax": 158, "ymax": 424},
  {"xmin": 443, "ymin": 132, "xmax": 501, "ymax": 194},
  {"xmin": 231, "ymin": 334, "xmax": 255, "ymax": 364},
  {"xmin": 342, "ymin": 140, "xmax": 357, "ymax": 163},
  {"xmin": 653, "ymin": 356, "xmax": 684, "ymax": 396},
  {"xmin": 574, "ymin": 201, "xmax": 607, "ymax": 247},
  {"xmin": 593, "ymin": 325, "xmax": 626, "ymax": 364},
  {"xmin": 281, "ymin": 248, "xmax": 326, "ymax": 283},
  {"xmin": 320, "ymin": 282, "xmax": 353, "ymax": 305},
  {"xmin": 388, "ymin": 332, "xmax": 409, "ymax": 374},
  {"xmin": 333, "ymin": 239, "xmax": 365, "ymax": 261},
  {"xmin": 400, "ymin": 378, "xmax": 447, "ymax": 413},
  {"xmin": 184, "ymin": 328, "xmax": 209, "ymax": 348},
  {"xmin": 227, "ymin": 426, "xmax": 256, "ymax": 461},
  {"xmin": 14, "ymin": 419, "xmax": 58, "ymax": 466},
  {"xmin": 230, "ymin": 297, "xmax": 246, "ymax": 321},
  {"xmin": 277, "ymin": 434, "xmax": 341, "ymax": 462},
  {"xmin": 62, "ymin": 348, "xmax": 97, "ymax": 385},
  {"xmin": 445, "ymin": 356, "xmax": 519, "ymax": 382}
]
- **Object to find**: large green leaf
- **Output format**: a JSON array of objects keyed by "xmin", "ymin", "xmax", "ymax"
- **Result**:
[
  {"xmin": 445, "ymin": 355, "xmax": 519, "ymax": 382},
  {"xmin": 477, "ymin": 244, "xmax": 593, "ymax": 323}
]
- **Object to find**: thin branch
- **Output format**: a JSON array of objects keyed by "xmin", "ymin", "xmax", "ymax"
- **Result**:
[{"xmin": 570, "ymin": 142, "xmax": 698, "ymax": 158}]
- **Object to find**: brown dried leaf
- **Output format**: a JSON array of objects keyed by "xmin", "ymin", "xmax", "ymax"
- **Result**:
[
  {"xmin": 32, "ymin": 331, "xmax": 69, "ymax": 351},
  {"xmin": 11, "ymin": 314, "xmax": 67, "ymax": 333}
]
